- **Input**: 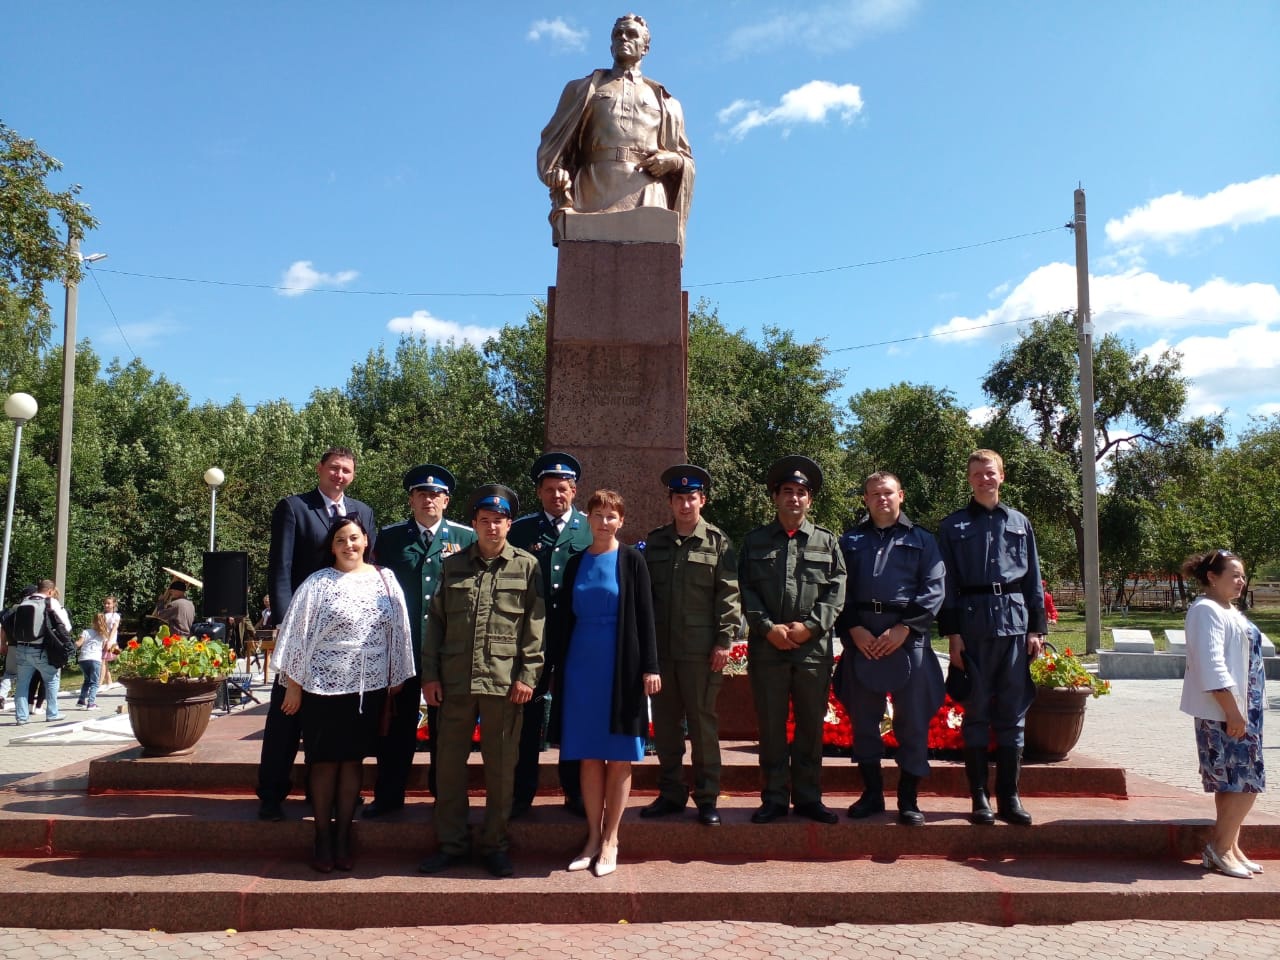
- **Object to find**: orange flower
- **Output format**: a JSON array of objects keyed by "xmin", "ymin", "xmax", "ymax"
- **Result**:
[
  {"xmin": 212, "ymin": 658, "xmax": 222, "ymax": 667},
  {"xmin": 1063, "ymin": 647, "xmax": 1074, "ymax": 657},
  {"xmin": 162, "ymin": 637, "xmax": 173, "ymax": 647},
  {"xmin": 127, "ymin": 639, "xmax": 139, "ymax": 649}
]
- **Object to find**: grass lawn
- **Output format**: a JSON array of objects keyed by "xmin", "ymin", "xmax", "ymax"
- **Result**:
[{"xmin": 930, "ymin": 604, "xmax": 1280, "ymax": 660}]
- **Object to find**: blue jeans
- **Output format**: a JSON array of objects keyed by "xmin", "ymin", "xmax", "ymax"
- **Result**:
[
  {"xmin": 14, "ymin": 644, "xmax": 61, "ymax": 723},
  {"xmin": 78, "ymin": 660, "xmax": 102, "ymax": 705}
]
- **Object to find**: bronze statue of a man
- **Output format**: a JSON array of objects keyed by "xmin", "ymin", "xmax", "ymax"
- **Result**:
[{"xmin": 537, "ymin": 13, "xmax": 695, "ymax": 257}]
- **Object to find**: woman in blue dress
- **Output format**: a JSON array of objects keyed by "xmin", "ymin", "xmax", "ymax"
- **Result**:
[
  {"xmin": 550, "ymin": 489, "xmax": 660, "ymax": 877},
  {"xmin": 1179, "ymin": 549, "xmax": 1266, "ymax": 879}
]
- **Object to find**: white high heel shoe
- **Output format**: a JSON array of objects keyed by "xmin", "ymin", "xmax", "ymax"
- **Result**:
[{"xmin": 1202, "ymin": 843, "xmax": 1252, "ymax": 879}]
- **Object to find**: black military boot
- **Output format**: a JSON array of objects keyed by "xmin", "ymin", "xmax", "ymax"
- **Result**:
[
  {"xmin": 896, "ymin": 771, "xmax": 925, "ymax": 826},
  {"xmin": 995, "ymin": 745, "xmax": 1033, "ymax": 825},
  {"xmin": 964, "ymin": 748, "xmax": 995, "ymax": 825},
  {"xmin": 846, "ymin": 762, "xmax": 885, "ymax": 819}
]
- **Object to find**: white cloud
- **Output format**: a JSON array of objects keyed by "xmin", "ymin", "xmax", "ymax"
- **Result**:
[
  {"xmin": 1253, "ymin": 402, "xmax": 1280, "ymax": 417},
  {"xmin": 1144, "ymin": 324, "xmax": 1280, "ymax": 418},
  {"xmin": 278, "ymin": 260, "xmax": 358, "ymax": 297},
  {"xmin": 967, "ymin": 404, "xmax": 994, "ymax": 427},
  {"xmin": 386, "ymin": 310, "xmax": 500, "ymax": 347},
  {"xmin": 1104, "ymin": 173, "xmax": 1280, "ymax": 248},
  {"xmin": 929, "ymin": 262, "xmax": 1280, "ymax": 343},
  {"xmin": 726, "ymin": 0, "xmax": 917, "ymax": 56},
  {"xmin": 718, "ymin": 80, "xmax": 864, "ymax": 141},
  {"xmin": 527, "ymin": 17, "xmax": 587, "ymax": 52},
  {"xmin": 95, "ymin": 319, "xmax": 173, "ymax": 348}
]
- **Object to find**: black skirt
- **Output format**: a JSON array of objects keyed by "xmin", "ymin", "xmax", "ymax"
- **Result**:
[{"xmin": 300, "ymin": 688, "xmax": 388, "ymax": 763}]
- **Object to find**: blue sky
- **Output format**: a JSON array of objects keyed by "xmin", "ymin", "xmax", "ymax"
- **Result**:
[{"xmin": 5, "ymin": 1, "xmax": 1279, "ymax": 434}]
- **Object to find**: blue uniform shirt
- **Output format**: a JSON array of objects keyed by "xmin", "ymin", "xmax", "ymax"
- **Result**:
[
  {"xmin": 835, "ymin": 513, "xmax": 945, "ymax": 640},
  {"xmin": 937, "ymin": 499, "xmax": 1046, "ymax": 638}
]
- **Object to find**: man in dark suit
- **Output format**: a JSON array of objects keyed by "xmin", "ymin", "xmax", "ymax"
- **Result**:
[
  {"xmin": 508, "ymin": 452, "xmax": 593, "ymax": 818},
  {"xmin": 366, "ymin": 464, "xmax": 476, "ymax": 817},
  {"xmin": 256, "ymin": 446, "xmax": 376, "ymax": 821}
]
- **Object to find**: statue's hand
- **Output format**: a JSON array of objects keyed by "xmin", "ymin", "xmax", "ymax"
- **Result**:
[
  {"xmin": 546, "ymin": 168, "xmax": 572, "ymax": 192},
  {"xmin": 638, "ymin": 150, "xmax": 682, "ymax": 177}
]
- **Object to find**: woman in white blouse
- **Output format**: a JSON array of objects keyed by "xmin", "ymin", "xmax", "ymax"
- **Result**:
[
  {"xmin": 1179, "ymin": 549, "xmax": 1266, "ymax": 880},
  {"xmin": 272, "ymin": 515, "xmax": 415, "ymax": 873}
]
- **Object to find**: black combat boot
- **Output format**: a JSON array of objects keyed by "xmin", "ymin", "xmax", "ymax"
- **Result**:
[
  {"xmin": 964, "ymin": 748, "xmax": 995, "ymax": 825},
  {"xmin": 846, "ymin": 762, "xmax": 885, "ymax": 819},
  {"xmin": 995, "ymin": 745, "xmax": 1033, "ymax": 825},
  {"xmin": 896, "ymin": 771, "xmax": 925, "ymax": 826}
]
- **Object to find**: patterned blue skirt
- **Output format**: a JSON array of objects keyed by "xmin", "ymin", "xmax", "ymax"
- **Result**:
[{"xmin": 1192, "ymin": 622, "xmax": 1266, "ymax": 794}]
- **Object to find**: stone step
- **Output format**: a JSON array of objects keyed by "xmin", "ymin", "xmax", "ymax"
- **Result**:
[
  {"xmin": 83, "ymin": 707, "xmax": 1129, "ymax": 797},
  {"xmin": 1, "ymin": 852, "xmax": 1277, "ymax": 932},
  {"xmin": 4, "ymin": 791, "xmax": 1278, "ymax": 863}
]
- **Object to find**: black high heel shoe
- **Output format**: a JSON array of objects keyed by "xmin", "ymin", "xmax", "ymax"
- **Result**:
[{"xmin": 311, "ymin": 829, "xmax": 335, "ymax": 873}]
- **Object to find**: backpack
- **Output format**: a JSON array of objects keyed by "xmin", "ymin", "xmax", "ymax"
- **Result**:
[
  {"xmin": 41, "ymin": 604, "xmax": 77, "ymax": 669},
  {"xmin": 10, "ymin": 596, "xmax": 47, "ymax": 646}
]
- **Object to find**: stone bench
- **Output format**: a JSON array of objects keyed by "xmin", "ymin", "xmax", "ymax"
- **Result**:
[
  {"xmin": 1164, "ymin": 629, "xmax": 1186, "ymax": 654},
  {"xmin": 1111, "ymin": 628, "xmax": 1155, "ymax": 654}
]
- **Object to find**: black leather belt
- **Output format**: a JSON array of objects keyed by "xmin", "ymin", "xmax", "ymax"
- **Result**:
[
  {"xmin": 959, "ymin": 582, "xmax": 1024, "ymax": 596},
  {"xmin": 851, "ymin": 600, "xmax": 908, "ymax": 614}
]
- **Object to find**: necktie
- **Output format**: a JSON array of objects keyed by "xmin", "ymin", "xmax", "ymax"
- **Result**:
[
  {"xmin": 329, "ymin": 504, "xmax": 339, "ymax": 518},
  {"xmin": 422, "ymin": 527, "xmax": 434, "ymax": 547}
]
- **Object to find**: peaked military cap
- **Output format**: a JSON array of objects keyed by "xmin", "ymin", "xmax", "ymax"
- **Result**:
[
  {"xmin": 469, "ymin": 483, "xmax": 520, "ymax": 519},
  {"xmin": 661, "ymin": 464, "xmax": 710, "ymax": 494},
  {"xmin": 403, "ymin": 464, "xmax": 456, "ymax": 494},
  {"xmin": 766, "ymin": 455, "xmax": 823, "ymax": 496},
  {"xmin": 530, "ymin": 451, "xmax": 581, "ymax": 484}
]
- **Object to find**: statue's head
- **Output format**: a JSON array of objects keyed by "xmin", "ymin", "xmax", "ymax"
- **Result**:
[{"xmin": 611, "ymin": 13, "xmax": 651, "ymax": 62}]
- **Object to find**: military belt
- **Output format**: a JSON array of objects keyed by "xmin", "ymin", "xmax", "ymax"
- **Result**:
[
  {"xmin": 851, "ymin": 600, "xmax": 908, "ymax": 614},
  {"xmin": 959, "ymin": 581, "xmax": 1024, "ymax": 596},
  {"xmin": 585, "ymin": 146, "xmax": 650, "ymax": 164}
]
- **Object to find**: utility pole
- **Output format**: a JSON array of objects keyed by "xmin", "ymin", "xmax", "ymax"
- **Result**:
[
  {"xmin": 54, "ymin": 234, "xmax": 80, "ymax": 593},
  {"xmin": 1072, "ymin": 187, "xmax": 1103, "ymax": 654}
]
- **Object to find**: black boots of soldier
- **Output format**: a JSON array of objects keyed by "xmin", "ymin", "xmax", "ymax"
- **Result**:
[
  {"xmin": 964, "ymin": 748, "xmax": 996, "ymax": 825},
  {"xmin": 847, "ymin": 762, "xmax": 886, "ymax": 819},
  {"xmin": 846, "ymin": 763, "xmax": 924, "ymax": 825},
  {"xmin": 995, "ymin": 745, "xmax": 1033, "ymax": 825},
  {"xmin": 966, "ymin": 746, "xmax": 1032, "ymax": 826}
]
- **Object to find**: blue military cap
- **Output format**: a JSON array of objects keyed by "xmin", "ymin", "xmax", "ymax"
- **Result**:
[
  {"xmin": 766, "ymin": 455, "xmax": 823, "ymax": 497},
  {"xmin": 403, "ymin": 464, "xmax": 456, "ymax": 494},
  {"xmin": 469, "ymin": 483, "xmax": 520, "ymax": 519},
  {"xmin": 530, "ymin": 451, "xmax": 582, "ymax": 484},
  {"xmin": 661, "ymin": 464, "xmax": 710, "ymax": 494}
]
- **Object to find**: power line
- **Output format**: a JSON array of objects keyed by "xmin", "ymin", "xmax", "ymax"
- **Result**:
[
  {"xmin": 84, "ymin": 265, "xmax": 137, "ymax": 360},
  {"xmin": 90, "ymin": 223, "xmax": 1067, "ymax": 298},
  {"xmin": 827, "ymin": 312, "xmax": 1066, "ymax": 353}
]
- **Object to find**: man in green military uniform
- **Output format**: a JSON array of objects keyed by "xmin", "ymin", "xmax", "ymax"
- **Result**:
[
  {"xmin": 508, "ymin": 452, "xmax": 594, "ymax": 818},
  {"xmin": 368, "ymin": 464, "xmax": 476, "ymax": 817},
  {"xmin": 418, "ymin": 484, "xmax": 544, "ymax": 879},
  {"xmin": 739, "ymin": 455, "xmax": 847, "ymax": 824},
  {"xmin": 640, "ymin": 464, "xmax": 742, "ymax": 826}
]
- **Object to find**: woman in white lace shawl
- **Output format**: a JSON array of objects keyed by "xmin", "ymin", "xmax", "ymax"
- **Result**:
[{"xmin": 271, "ymin": 514, "xmax": 415, "ymax": 873}]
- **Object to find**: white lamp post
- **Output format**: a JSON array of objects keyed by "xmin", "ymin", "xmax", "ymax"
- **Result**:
[
  {"xmin": 1, "ymin": 392, "xmax": 39, "ymax": 605},
  {"xmin": 204, "ymin": 467, "xmax": 225, "ymax": 551}
]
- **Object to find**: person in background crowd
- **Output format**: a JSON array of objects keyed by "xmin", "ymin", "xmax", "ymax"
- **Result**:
[
  {"xmin": 12, "ymin": 580, "xmax": 72, "ymax": 725},
  {"xmin": 151, "ymin": 579, "xmax": 196, "ymax": 636},
  {"xmin": 1179, "ymin": 549, "xmax": 1266, "ymax": 880},
  {"xmin": 739, "ymin": 456, "xmax": 847, "ymax": 826},
  {"xmin": 0, "ymin": 584, "xmax": 39, "ymax": 712},
  {"xmin": 1042, "ymin": 580, "xmax": 1059, "ymax": 625},
  {"xmin": 100, "ymin": 596, "xmax": 121, "ymax": 688},
  {"xmin": 938, "ymin": 450, "xmax": 1045, "ymax": 827},
  {"xmin": 548, "ymin": 489, "xmax": 659, "ymax": 877},
  {"xmin": 75, "ymin": 611, "xmax": 111, "ymax": 709},
  {"xmin": 271, "ymin": 514, "xmax": 413, "ymax": 873}
]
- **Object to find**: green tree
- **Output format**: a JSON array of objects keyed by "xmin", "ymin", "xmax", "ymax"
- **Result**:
[
  {"xmin": 0, "ymin": 123, "xmax": 98, "ymax": 382},
  {"xmin": 981, "ymin": 312, "xmax": 1187, "ymax": 582},
  {"xmin": 844, "ymin": 382, "xmax": 976, "ymax": 529}
]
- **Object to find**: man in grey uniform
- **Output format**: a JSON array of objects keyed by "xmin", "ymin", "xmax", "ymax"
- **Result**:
[
  {"xmin": 937, "ymin": 449, "xmax": 1046, "ymax": 826},
  {"xmin": 836, "ymin": 471, "xmax": 946, "ymax": 825}
]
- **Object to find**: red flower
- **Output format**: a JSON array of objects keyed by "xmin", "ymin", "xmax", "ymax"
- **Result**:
[
  {"xmin": 212, "ymin": 658, "xmax": 222, "ymax": 667},
  {"xmin": 127, "ymin": 639, "xmax": 139, "ymax": 649},
  {"xmin": 162, "ymin": 637, "xmax": 173, "ymax": 647}
]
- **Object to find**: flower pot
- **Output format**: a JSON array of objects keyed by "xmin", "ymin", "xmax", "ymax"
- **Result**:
[
  {"xmin": 716, "ymin": 673, "xmax": 758, "ymax": 741},
  {"xmin": 1024, "ymin": 685, "xmax": 1091, "ymax": 762},
  {"xmin": 122, "ymin": 677, "xmax": 222, "ymax": 757}
]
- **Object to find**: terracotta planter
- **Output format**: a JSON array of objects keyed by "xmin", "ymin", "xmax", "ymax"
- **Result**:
[
  {"xmin": 122, "ymin": 678, "xmax": 222, "ymax": 757},
  {"xmin": 1024, "ymin": 685, "xmax": 1091, "ymax": 762},
  {"xmin": 716, "ymin": 673, "xmax": 758, "ymax": 741}
]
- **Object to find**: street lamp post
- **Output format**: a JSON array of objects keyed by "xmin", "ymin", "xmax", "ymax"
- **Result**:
[
  {"xmin": 53, "ymin": 236, "xmax": 108, "ymax": 591},
  {"xmin": 1, "ymin": 392, "xmax": 39, "ymax": 606},
  {"xmin": 204, "ymin": 467, "xmax": 225, "ymax": 551}
]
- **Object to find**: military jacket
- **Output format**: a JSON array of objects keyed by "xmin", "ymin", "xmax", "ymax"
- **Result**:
[
  {"xmin": 422, "ymin": 542, "xmax": 545, "ymax": 696},
  {"xmin": 644, "ymin": 518, "xmax": 742, "ymax": 661},
  {"xmin": 937, "ymin": 499, "xmax": 1046, "ymax": 639},
  {"xmin": 739, "ymin": 518, "xmax": 846, "ymax": 660},
  {"xmin": 374, "ymin": 517, "xmax": 477, "ymax": 672},
  {"xmin": 508, "ymin": 507, "xmax": 593, "ymax": 619},
  {"xmin": 835, "ymin": 514, "xmax": 945, "ymax": 640}
]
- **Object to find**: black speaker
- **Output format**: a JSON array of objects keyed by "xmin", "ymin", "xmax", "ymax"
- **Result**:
[
  {"xmin": 202, "ymin": 551, "xmax": 248, "ymax": 618},
  {"xmin": 189, "ymin": 620, "xmax": 228, "ymax": 643}
]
